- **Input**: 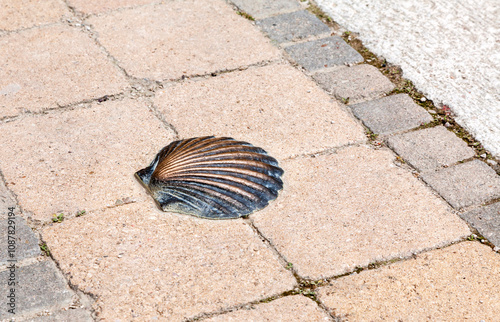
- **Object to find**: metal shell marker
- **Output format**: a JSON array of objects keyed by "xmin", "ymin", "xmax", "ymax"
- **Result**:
[{"xmin": 135, "ymin": 136, "xmax": 284, "ymax": 219}]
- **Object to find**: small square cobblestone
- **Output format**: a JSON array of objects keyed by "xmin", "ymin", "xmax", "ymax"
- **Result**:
[
  {"xmin": 421, "ymin": 160, "xmax": 500, "ymax": 209},
  {"xmin": 256, "ymin": 10, "xmax": 330, "ymax": 43},
  {"xmin": 0, "ymin": 261, "xmax": 74, "ymax": 319},
  {"xmin": 231, "ymin": 0, "xmax": 302, "ymax": 20},
  {"xmin": 387, "ymin": 126, "xmax": 475, "ymax": 172},
  {"xmin": 285, "ymin": 36, "xmax": 364, "ymax": 71},
  {"xmin": 460, "ymin": 202, "xmax": 500, "ymax": 248},
  {"xmin": 313, "ymin": 64, "xmax": 395, "ymax": 104},
  {"xmin": 350, "ymin": 94, "xmax": 433, "ymax": 135}
]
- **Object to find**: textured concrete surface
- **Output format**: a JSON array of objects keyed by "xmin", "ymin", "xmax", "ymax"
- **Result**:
[
  {"xmin": 256, "ymin": 10, "xmax": 330, "ymax": 43},
  {"xmin": 313, "ymin": 64, "xmax": 395, "ymax": 104},
  {"xmin": 30, "ymin": 308, "xmax": 94, "ymax": 322},
  {"xmin": 316, "ymin": 0, "xmax": 500, "ymax": 157},
  {"xmin": 0, "ymin": 24, "xmax": 128, "ymax": 118},
  {"xmin": 206, "ymin": 295, "xmax": 331, "ymax": 321},
  {"xmin": 0, "ymin": 98, "xmax": 175, "ymax": 221},
  {"xmin": 318, "ymin": 242, "xmax": 500, "ymax": 321},
  {"xmin": 154, "ymin": 64, "xmax": 366, "ymax": 159},
  {"xmin": 87, "ymin": 0, "xmax": 280, "ymax": 80},
  {"xmin": 0, "ymin": 0, "xmax": 71, "ymax": 31},
  {"xmin": 351, "ymin": 93, "xmax": 433, "ymax": 135},
  {"xmin": 387, "ymin": 126, "xmax": 475, "ymax": 172},
  {"xmin": 42, "ymin": 202, "xmax": 296, "ymax": 321},
  {"xmin": 461, "ymin": 202, "xmax": 500, "ymax": 248},
  {"xmin": 422, "ymin": 160, "xmax": 500, "ymax": 209},
  {"xmin": 252, "ymin": 145, "xmax": 470, "ymax": 279},
  {"xmin": 67, "ymin": 0, "xmax": 158, "ymax": 14},
  {"xmin": 285, "ymin": 36, "xmax": 364, "ymax": 71},
  {"xmin": 231, "ymin": 0, "xmax": 303, "ymax": 19},
  {"xmin": 2, "ymin": 0, "xmax": 499, "ymax": 320},
  {"xmin": 0, "ymin": 261, "xmax": 74, "ymax": 319}
]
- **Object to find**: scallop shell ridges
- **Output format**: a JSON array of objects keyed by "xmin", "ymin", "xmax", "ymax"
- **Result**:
[{"xmin": 135, "ymin": 136, "xmax": 284, "ymax": 219}]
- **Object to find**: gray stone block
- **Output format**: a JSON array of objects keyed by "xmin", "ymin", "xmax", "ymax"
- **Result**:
[
  {"xmin": 231, "ymin": 0, "xmax": 302, "ymax": 19},
  {"xmin": 0, "ymin": 213, "xmax": 40, "ymax": 265},
  {"xmin": 285, "ymin": 36, "xmax": 364, "ymax": 71},
  {"xmin": 421, "ymin": 160, "xmax": 500, "ymax": 209},
  {"xmin": 256, "ymin": 10, "xmax": 330, "ymax": 43},
  {"xmin": 0, "ymin": 261, "xmax": 74, "ymax": 319},
  {"xmin": 387, "ymin": 126, "xmax": 475, "ymax": 172},
  {"xmin": 350, "ymin": 94, "xmax": 433, "ymax": 135},
  {"xmin": 313, "ymin": 64, "xmax": 395, "ymax": 104},
  {"xmin": 461, "ymin": 202, "xmax": 500, "ymax": 248},
  {"xmin": 29, "ymin": 308, "xmax": 94, "ymax": 321},
  {"xmin": 1, "ymin": 181, "xmax": 40, "ymax": 265}
]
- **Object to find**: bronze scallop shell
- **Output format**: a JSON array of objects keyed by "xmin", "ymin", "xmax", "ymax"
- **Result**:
[{"xmin": 135, "ymin": 136, "xmax": 283, "ymax": 219}]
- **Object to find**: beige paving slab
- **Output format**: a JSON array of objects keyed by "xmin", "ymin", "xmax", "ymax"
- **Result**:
[
  {"xmin": 0, "ymin": 24, "xmax": 128, "ymax": 118},
  {"xmin": 0, "ymin": 0, "xmax": 71, "ymax": 31},
  {"xmin": 67, "ymin": 0, "xmax": 157, "ymax": 14},
  {"xmin": 86, "ymin": 0, "xmax": 280, "ymax": 80},
  {"xmin": 318, "ymin": 242, "xmax": 500, "ymax": 321},
  {"xmin": 42, "ymin": 202, "xmax": 296, "ymax": 321},
  {"xmin": 252, "ymin": 145, "xmax": 470, "ymax": 279},
  {"xmin": 0, "ymin": 98, "xmax": 175, "ymax": 221},
  {"xmin": 154, "ymin": 64, "xmax": 366, "ymax": 160},
  {"xmin": 206, "ymin": 295, "xmax": 331, "ymax": 321}
]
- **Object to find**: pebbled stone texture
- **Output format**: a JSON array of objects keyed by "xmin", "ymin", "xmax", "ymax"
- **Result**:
[
  {"xmin": 205, "ymin": 295, "xmax": 331, "ymax": 321},
  {"xmin": 252, "ymin": 145, "xmax": 470, "ymax": 279},
  {"xmin": 0, "ymin": 98, "xmax": 175, "ymax": 221},
  {"xmin": 318, "ymin": 242, "xmax": 500, "ymax": 321},
  {"xmin": 67, "ymin": 0, "xmax": 158, "ymax": 14},
  {"xmin": 285, "ymin": 36, "xmax": 364, "ymax": 71},
  {"xmin": 256, "ymin": 10, "xmax": 330, "ymax": 43},
  {"xmin": 351, "ymin": 93, "xmax": 433, "ymax": 135},
  {"xmin": 0, "ymin": 260, "xmax": 74, "ymax": 319},
  {"xmin": 0, "ymin": 0, "xmax": 71, "ymax": 31},
  {"xmin": 42, "ymin": 202, "xmax": 296, "ymax": 321},
  {"xmin": 0, "ymin": 24, "xmax": 128, "ymax": 119},
  {"xmin": 313, "ymin": 64, "xmax": 395, "ymax": 104},
  {"xmin": 29, "ymin": 308, "xmax": 94, "ymax": 321},
  {"xmin": 87, "ymin": 0, "xmax": 280, "ymax": 80},
  {"xmin": 421, "ymin": 160, "xmax": 500, "ymax": 209},
  {"xmin": 230, "ymin": 0, "xmax": 302, "ymax": 20},
  {"xmin": 460, "ymin": 202, "xmax": 500, "ymax": 248},
  {"xmin": 154, "ymin": 64, "xmax": 366, "ymax": 160},
  {"xmin": 387, "ymin": 126, "xmax": 475, "ymax": 172}
]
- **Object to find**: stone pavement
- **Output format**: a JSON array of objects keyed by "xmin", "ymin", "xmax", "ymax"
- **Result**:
[{"xmin": 0, "ymin": 0, "xmax": 499, "ymax": 321}]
